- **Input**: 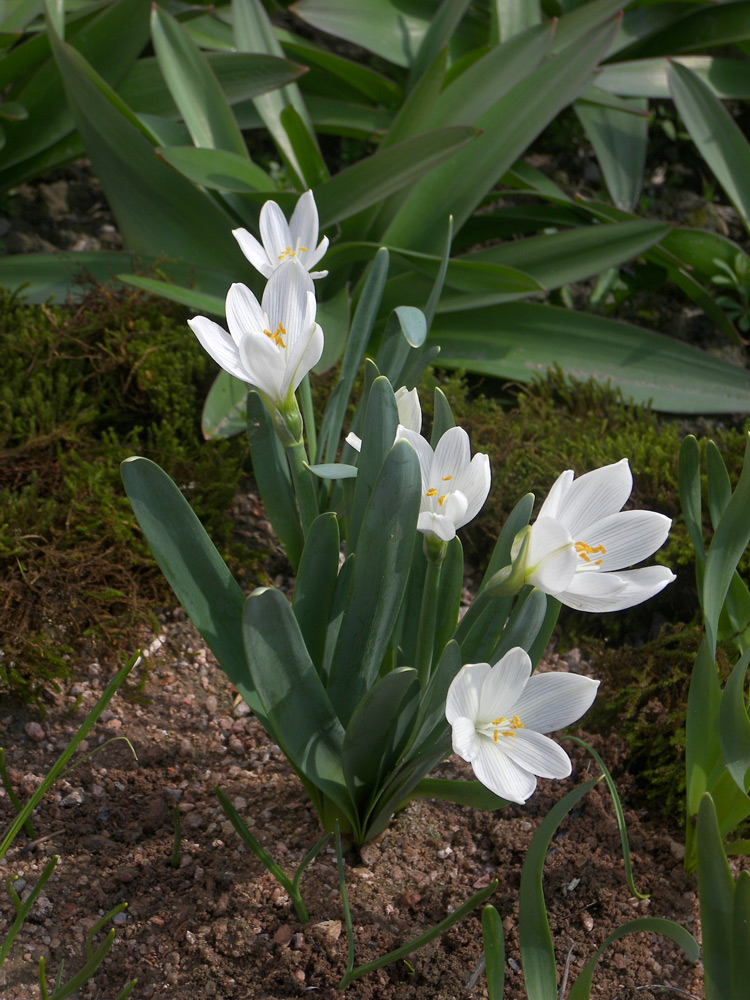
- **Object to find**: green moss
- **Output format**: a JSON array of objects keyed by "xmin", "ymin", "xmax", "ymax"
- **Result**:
[{"xmin": 0, "ymin": 287, "xmax": 266, "ymax": 701}]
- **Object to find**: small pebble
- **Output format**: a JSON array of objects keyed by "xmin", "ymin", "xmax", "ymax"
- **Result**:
[{"xmin": 24, "ymin": 721, "xmax": 45, "ymax": 743}]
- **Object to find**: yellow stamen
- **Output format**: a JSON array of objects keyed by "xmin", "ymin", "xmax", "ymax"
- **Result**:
[
  {"xmin": 278, "ymin": 244, "xmax": 308, "ymax": 261},
  {"xmin": 491, "ymin": 714, "xmax": 524, "ymax": 742},
  {"xmin": 263, "ymin": 322, "xmax": 287, "ymax": 348},
  {"xmin": 442, "ymin": 475, "xmax": 452, "ymax": 481},
  {"xmin": 575, "ymin": 540, "xmax": 606, "ymax": 564},
  {"xmin": 438, "ymin": 494, "xmax": 448, "ymax": 506}
]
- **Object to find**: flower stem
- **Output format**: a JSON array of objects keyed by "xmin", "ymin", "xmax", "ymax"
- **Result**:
[
  {"xmin": 286, "ymin": 440, "xmax": 319, "ymax": 537},
  {"xmin": 298, "ymin": 375, "xmax": 317, "ymax": 462},
  {"xmin": 415, "ymin": 547, "xmax": 444, "ymax": 687}
]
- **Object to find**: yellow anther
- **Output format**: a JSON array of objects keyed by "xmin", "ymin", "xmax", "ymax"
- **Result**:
[
  {"xmin": 264, "ymin": 322, "xmax": 287, "ymax": 348},
  {"xmin": 442, "ymin": 475, "xmax": 452, "ymax": 481},
  {"xmin": 575, "ymin": 541, "xmax": 606, "ymax": 564},
  {"xmin": 491, "ymin": 714, "xmax": 524, "ymax": 742},
  {"xmin": 425, "ymin": 488, "xmax": 438, "ymax": 498},
  {"xmin": 278, "ymin": 244, "xmax": 308, "ymax": 261},
  {"xmin": 438, "ymin": 494, "xmax": 447, "ymax": 506}
]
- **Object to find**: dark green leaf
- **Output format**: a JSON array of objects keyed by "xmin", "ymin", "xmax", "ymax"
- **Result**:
[
  {"xmin": 201, "ymin": 370, "xmax": 248, "ymax": 440},
  {"xmin": 292, "ymin": 513, "xmax": 341, "ymax": 674},
  {"xmin": 696, "ymin": 793, "xmax": 736, "ymax": 1000}
]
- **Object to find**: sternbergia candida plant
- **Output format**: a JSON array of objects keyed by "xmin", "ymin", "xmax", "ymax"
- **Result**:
[{"xmin": 122, "ymin": 193, "xmax": 675, "ymax": 851}]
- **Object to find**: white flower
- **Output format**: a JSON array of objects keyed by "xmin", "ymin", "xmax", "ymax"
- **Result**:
[
  {"xmin": 345, "ymin": 386, "xmax": 422, "ymax": 452},
  {"xmin": 446, "ymin": 647, "xmax": 599, "ymax": 803},
  {"xmin": 233, "ymin": 190, "xmax": 329, "ymax": 279},
  {"xmin": 397, "ymin": 425, "xmax": 491, "ymax": 543},
  {"xmin": 188, "ymin": 259, "xmax": 323, "ymax": 410},
  {"xmin": 512, "ymin": 458, "xmax": 674, "ymax": 612}
]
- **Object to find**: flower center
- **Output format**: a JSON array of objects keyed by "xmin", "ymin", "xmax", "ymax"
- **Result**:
[
  {"xmin": 575, "ymin": 540, "xmax": 606, "ymax": 566},
  {"xmin": 425, "ymin": 475, "xmax": 453, "ymax": 507},
  {"xmin": 491, "ymin": 714, "xmax": 524, "ymax": 742},
  {"xmin": 278, "ymin": 243, "xmax": 308, "ymax": 262},
  {"xmin": 264, "ymin": 322, "xmax": 287, "ymax": 348}
]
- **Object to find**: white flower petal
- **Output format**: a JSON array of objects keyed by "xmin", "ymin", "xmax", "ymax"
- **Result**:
[
  {"xmin": 282, "ymin": 322, "xmax": 324, "ymax": 397},
  {"xmin": 555, "ymin": 565, "xmax": 675, "ymax": 612},
  {"xmin": 418, "ymin": 511, "xmax": 456, "ymax": 541},
  {"xmin": 444, "ymin": 490, "xmax": 468, "ymax": 529},
  {"xmin": 345, "ymin": 432, "xmax": 362, "ymax": 452},
  {"xmin": 460, "ymin": 453, "xmax": 491, "ymax": 524},
  {"xmin": 575, "ymin": 509, "xmax": 672, "ymax": 572},
  {"xmin": 289, "ymin": 189, "xmax": 318, "ymax": 253},
  {"xmin": 259, "ymin": 200, "xmax": 291, "ymax": 262},
  {"xmin": 452, "ymin": 716, "xmax": 481, "ymax": 760},
  {"xmin": 395, "ymin": 387, "xmax": 422, "ymax": 434},
  {"xmin": 556, "ymin": 458, "xmax": 632, "ymax": 537},
  {"xmin": 397, "ymin": 427, "xmax": 434, "ymax": 490},
  {"xmin": 262, "ymin": 260, "xmax": 315, "ymax": 346},
  {"xmin": 537, "ymin": 469, "xmax": 574, "ymax": 521},
  {"xmin": 238, "ymin": 327, "xmax": 287, "ymax": 398},
  {"xmin": 188, "ymin": 316, "xmax": 247, "ymax": 382},
  {"xmin": 500, "ymin": 728, "xmax": 572, "ymax": 779},
  {"xmin": 433, "ymin": 426, "xmax": 471, "ymax": 483},
  {"xmin": 446, "ymin": 662, "xmax": 490, "ymax": 725},
  {"xmin": 525, "ymin": 517, "xmax": 577, "ymax": 592},
  {"xmin": 225, "ymin": 282, "xmax": 265, "ymax": 346},
  {"xmin": 232, "ymin": 227, "xmax": 273, "ymax": 277},
  {"xmin": 471, "ymin": 736, "xmax": 537, "ymax": 803},
  {"xmin": 513, "ymin": 673, "xmax": 600, "ymax": 733},
  {"xmin": 476, "ymin": 647, "xmax": 531, "ymax": 724}
]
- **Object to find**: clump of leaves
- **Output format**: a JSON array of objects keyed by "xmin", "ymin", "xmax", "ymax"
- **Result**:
[{"xmin": 0, "ymin": 287, "xmax": 265, "ymax": 701}]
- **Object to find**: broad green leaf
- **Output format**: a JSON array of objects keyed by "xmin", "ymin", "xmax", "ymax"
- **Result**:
[
  {"xmin": 157, "ymin": 145, "xmax": 272, "ymax": 191},
  {"xmin": 597, "ymin": 57, "xmax": 750, "ymax": 101},
  {"xmin": 732, "ymin": 871, "xmax": 750, "ymax": 999},
  {"xmin": 678, "ymin": 435, "xmax": 705, "ymax": 563},
  {"xmin": 549, "ymin": 0, "xmax": 626, "ymax": 55},
  {"xmin": 491, "ymin": 588, "xmax": 548, "ymax": 663},
  {"xmin": 703, "ymin": 434, "xmax": 750, "ymax": 648},
  {"xmin": 706, "ymin": 439, "xmax": 733, "ymax": 531},
  {"xmin": 232, "ymin": 0, "xmax": 312, "ymax": 186},
  {"xmin": 575, "ymin": 97, "xmax": 648, "ymax": 212},
  {"xmin": 343, "ymin": 667, "xmax": 420, "ymax": 813},
  {"xmin": 411, "ymin": 777, "xmax": 508, "ymax": 810},
  {"xmin": 120, "ymin": 457, "xmax": 261, "ymax": 716},
  {"xmin": 280, "ymin": 105, "xmax": 329, "ymax": 186},
  {"xmin": 430, "ymin": 386, "xmax": 455, "ymax": 447},
  {"xmin": 277, "ymin": 28, "xmax": 402, "ymax": 107},
  {"xmin": 519, "ymin": 780, "xmax": 599, "ymax": 1000},
  {"xmin": 466, "ymin": 220, "xmax": 671, "ymax": 292},
  {"xmin": 292, "ymin": 513, "xmax": 340, "ymax": 675},
  {"xmin": 306, "ymin": 463, "xmax": 358, "ymax": 480},
  {"xmin": 246, "ymin": 391, "xmax": 304, "ymax": 570},
  {"xmin": 662, "ymin": 228, "xmax": 750, "ymax": 285},
  {"xmin": 381, "ymin": 46, "xmax": 448, "ymax": 150},
  {"xmin": 201, "ymin": 370, "xmax": 247, "ymax": 440},
  {"xmin": 314, "ymin": 283, "xmax": 350, "ymax": 374},
  {"xmin": 374, "ymin": 306, "xmax": 427, "ymax": 386},
  {"xmin": 46, "ymin": 20, "xmax": 240, "ymax": 272},
  {"xmin": 119, "ymin": 51, "xmax": 306, "ymax": 118},
  {"xmin": 151, "ymin": 5, "xmax": 247, "ymax": 156},
  {"xmin": 0, "ymin": 249, "xmax": 136, "ymax": 301},
  {"xmin": 494, "ymin": 0, "xmax": 540, "ymax": 43},
  {"xmin": 349, "ymin": 376, "xmax": 399, "ymax": 551},
  {"xmin": 482, "ymin": 905, "xmax": 505, "ymax": 1000},
  {"xmin": 408, "ymin": 639, "xmax": 461, "ymax": 752},
  {"xmin": 326, "ymin": 440, "xmax": 421, "ymax": 726},
  {"xmin": 293, "ymin": 0, "xmax": 484, "ymax": 69},
  {"xmin": 669, "ymin": 61, "xmax": 750, "ymax": 235},
  {"xmin": 407, "ymin": 0, "xmax": 471, "ymax": 92},
  {"xmin": 428, "ymin": 23, "xmax": 553, "ymax": 131},
  {"xmin": 618, "ymin": 2, "xmax": 750, "ymax": 60},
  {"xmin": 433, "ymin": 536, "xmax": 464, "ymax": 664},
  {"xmin": 364, "ymin": 736, "xmax": 450, "ymax": 841},
  {"xmin": 243, "ymin": 587, "xmax": 351, "ymax": 816},
  {"xmin": 430, "ymin": 302, "xmax": 750, "ymax": 413},
  {"xmin": 318, "ymin": 248, "xmax": 389, "ymax": 464},
  {"xmin": 314, "ymin": 126, "xmax": 480, "ymax": 229},
  {"xmin": 2, "ymin": 0, "xmax": 150, "ymax": 172},
  {"xmin": 384, "ymin": 18, "xmax": 619, "ymax": 251},
  {"xmin": 719, "ymin": 648, "xmax": 750, "ymax": 795},
  {"xmin": 566, "ymin": 918, "xmax": 699, "ymax": 1000},
  {"xmin": 696, "ymin": 793, "xmax": 736, "ymax": 1000},
  {"xmin": 119, "ymin": 273, "xmax": 227, "ymax": 316},
  {"xmin": 685, "ymin": 638, "xmax": 722, "ymax": 870}
]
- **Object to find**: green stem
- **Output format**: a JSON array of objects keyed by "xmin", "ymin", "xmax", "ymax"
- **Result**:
[
  {"xmin": 286, "ymin": 439, "xmax": 319, "ymax": 537},
  {"xmin": 298, "ymin": 375, "xmax": 317, "ymax": 462},
  {"xmin": 415, "ymin": 554, "xmax": 443, "ymax": 687}
]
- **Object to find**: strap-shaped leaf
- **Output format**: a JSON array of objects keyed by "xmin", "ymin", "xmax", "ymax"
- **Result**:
[
  {"xmin": 598, "ymin": 56, "xmax": 750, "ymax": 101},
  {"xmin": 434, "ymin": 535, "xmax": 463, "ymax": 664},
  {"xmin": 243, "ymin": 588, "xmax": 351, "ymax": 817},
  {"xmin": 408, "ymin": 639, "xmax": 462, "ymax": 754},
  {"xmin": 685, "ymin": 637, "xmax": 723, "ymax": 870},
  {"xmin": 430, "ymin": 386, "xmax": 455, "ymax": 447},
  {"xmin": 342, "ymin": 667, "xmax": 420, "ymax": 815},
  {"xmin": 384, "ymin": 18, "xmax": 618, "ymax": 251},
  {"xmin": 120, "ymin": 457, "xmax": 261, "ymax": 716},
  {"xmin": 280, "ymin": 105, "xmax": 330, "ymax": 187},
  {"xmin": 292, "ymin": 512, "xmax": 341, "ymax": 675},
  {"xmin": 327, "ymin": 439, "xmax": 421, "ymax": 725},
  {"xmin": 411, "ymin": 777, "xmax": 508, "ymax": 810},
  {"xmin": 669, "ymin": 61, "xmax": 750, "ymax": 235},
  {"xmin": 704, "ymin": 434, "xmax": 750, "ymax": 650},
  {"xmin": 732, "ymin": 871, "xmax": 750, "ymax": 999},
  {"xmin": 151, "ymin": 5, "xmax": 247, "ymax": 156},
  {"xmin": 348, "ymin": 376, "xmax": 398, "ymax": 550},
  {"xmin": 374, "ymin": 306, "xmax": 427, "ymax": 387},
  {"xmin": 201, "ymin": 370, "xmax": 248, "ymax": 440},
  {"xmin": 45, "ymin": 11, "xmax": 239, "ymax": 272},
  {"xmin": 482, "ymin": 905, "xmax": 505, "ymax": 1000},
  {"xmin": 246, "ymin": 390, "xmax": 304, "ymax": 570},
  {"xmin": 696, "ymin": 793, "xmax": 736, "ymax": 1000},
  {"xmin": 719, "ymin": 648, "xmax": 750, "ymax": 795},
  {"xmin": 407, "ymin": 0, "xmax": 471, "ymax": 92},
  {"xmin": 490, "ymin": 588, "xmax": 548, "ymax": 665},
  {"xmin": 678, "ymin": 435, "xmax": 705, "ymax": 564},
  {"xmin": 575, "ymin": 97, "xmax": 648, "ymax": 212},
  {"xmin": 156, "ymin": 145, "xmax": 273, "ymax": 192},
  {"xmin": 619, "ymin": 2, "xmax": 750, "ymax": 61}
]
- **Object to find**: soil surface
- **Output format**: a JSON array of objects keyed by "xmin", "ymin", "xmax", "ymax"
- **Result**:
[{"xmin": 1, "ymin": 608, "xmax": 707, "ymax": 1000}]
